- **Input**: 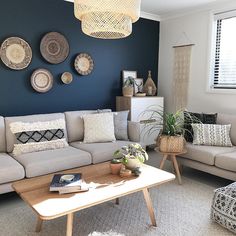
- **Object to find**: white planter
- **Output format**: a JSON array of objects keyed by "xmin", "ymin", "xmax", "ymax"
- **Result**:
[{"xmin": 125, "ymin": 159, "xmax": 141, "ymax": 170}]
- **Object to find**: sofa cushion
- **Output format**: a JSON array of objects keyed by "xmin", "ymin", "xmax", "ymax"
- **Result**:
[
  {"xmin": 5, "ymin": 113, "xmax": 67, "ymax": 153},
  {"xmin": 0, "ymin": 116, "xmax": 6, "ymax": 152},
  {"xmin": 70, "ymin": 141, "xmax": 137, "ymax": 164},
  {"xmin": 192, "ymin": 124, "xmax": 232, "ymax": 147},
  {"xmin": 65, "ymin": 109, "xmax": 111, "ymax": 143},
  {"xmin": 0, "ymin": 153, "xmax": 25, "ymax": 184},
  {"xmin": 83, "ymin": 113, "xmax": 116, "ymax": 143},
  {"xmin": 11, "ymin": 146, "xmax": 92, "ymax": 178},
  {"xmin": 180, "ymin": 143, "xmax": 236, "ymax": 165},
  {"xmin": 10, "ymin": 119, "xmax": 68, "ymax": 156},
  {"xmin": 215, "ymin": 152, "xmax": 236, "ymax": 172},
  {"xmin": 217, "ymin": 113, "xmax": 236, "ymax": 146}
]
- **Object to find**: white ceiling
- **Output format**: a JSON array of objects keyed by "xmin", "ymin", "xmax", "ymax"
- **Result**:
[
  {"xmin": 66, "ymin": 0, "xmax": 236, "ymax": 20},
  {"xmin": 142, "ymin": 0, "xmax": 228, "ymax": 15}
]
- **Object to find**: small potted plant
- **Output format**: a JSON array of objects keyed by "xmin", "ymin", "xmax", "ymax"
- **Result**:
[
  {"xmin": 142, "ymin": 109, "xmax": 200, "ymax": 153},
  {"xmin": 113, "ymin": 143, "xmax": 148, "ymax": 170},
  {"xmin": 110, "ymin": 158, "xmax": 123, "ymax": 175},
  {"xmin": 122, "ymin": 77, "xmax": 134, "ymax": 97}
]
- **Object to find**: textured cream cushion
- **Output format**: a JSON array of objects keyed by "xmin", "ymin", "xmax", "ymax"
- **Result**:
[
  {"xmin": 192, "ymin": 124, "xmax": 232, "ymax": 147},
  {"xmin": 10, "ymin": 119, "xmax": 68, "ymax": 156},
  {"xmin": 83, "ymin": 113, "xmax": 116, "ymax": 143},
  {"xmin": 5, "ymin": 113, "xmax": 67, "ymax": 153},
  {"xmin": 65, "ymin": 109, "xmax": 111, "ymax": 142}
]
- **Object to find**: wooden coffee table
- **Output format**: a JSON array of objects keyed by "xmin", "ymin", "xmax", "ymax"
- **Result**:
[{"xmin": 13, "ymin": 162, "xmax": 175, "ymax": 236}]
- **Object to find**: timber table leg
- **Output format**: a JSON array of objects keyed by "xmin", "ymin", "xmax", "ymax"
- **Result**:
[
  {"xmin": 66, "ymin": 213, "xmax": 74, "ymax": 236},
  {"xmin": 115, "ymin": 198, "xmax": 120, "ymax": 205},
  {"xmin": 159, "ymin": 154, "xmax": 168, "ymax": 170},
  {"xmin": 35, "ymin": 217, "xmax": 43, "ymax": 232},
  {"xmin": 171, "ymin": 155, "xmax": 182, "ymax": 185},
  {"xmin": 142, "ymin": 188, "xmax": 157, "ymax": 227}
]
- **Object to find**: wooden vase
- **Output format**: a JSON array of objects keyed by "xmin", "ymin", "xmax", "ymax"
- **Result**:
[{"xmin": 143, "ymin": 71, "xmax": 157, "ymax": 96}]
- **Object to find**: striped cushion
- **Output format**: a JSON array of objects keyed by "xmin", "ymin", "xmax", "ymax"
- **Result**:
[{"xmin": 192, "ymin": 124, "xmax": 232, "ymax": 147}]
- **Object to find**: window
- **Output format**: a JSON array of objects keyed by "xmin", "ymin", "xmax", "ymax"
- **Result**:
[{"xmin": 212, "ymin": 10, "xmax": 236, "ymax": 89}]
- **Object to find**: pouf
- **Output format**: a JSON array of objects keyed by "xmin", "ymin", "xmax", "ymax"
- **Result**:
[{"xmin": 211, "ymin": 182, "xmax": 236, "ymax": 234}]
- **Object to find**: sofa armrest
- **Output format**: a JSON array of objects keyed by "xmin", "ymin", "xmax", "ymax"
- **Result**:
[{"xmin": 128, "ymin": 121, "xmax": 140, "ymax": 142}]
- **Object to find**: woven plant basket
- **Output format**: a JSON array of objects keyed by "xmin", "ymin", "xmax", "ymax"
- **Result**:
[{"xmin": 157, "ymin": 135, "xmax": 185, "ymax": 153}]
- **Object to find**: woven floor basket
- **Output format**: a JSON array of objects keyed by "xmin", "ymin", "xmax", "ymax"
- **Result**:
[{"xmin": 158, "ymin": 135, "xmax": 185, "ymax": 153}]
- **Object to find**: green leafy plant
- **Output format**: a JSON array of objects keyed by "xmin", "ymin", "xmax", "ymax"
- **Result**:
[
  {"xmin": 113, "ymin": 143, "xmax": 148, "ymax": 164},
  {"xmin": 110, "ymin": 158, "xmax": 122, "ymax": 164},
  {"xmin": 142, "ymin": 107, "xmax": 201, "ymax": 138},
  {"xmin": 123, "ymin": 77, "xmax": 135, "ymax": 87}
]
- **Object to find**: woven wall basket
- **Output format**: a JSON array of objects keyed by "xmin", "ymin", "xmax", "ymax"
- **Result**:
[{"xmin": 158, "ymin": 135, "xmax": 185, "ymax": 153}]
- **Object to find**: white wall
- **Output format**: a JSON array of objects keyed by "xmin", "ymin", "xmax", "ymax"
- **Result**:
[{"xmin": 158, "ymin": 2, "xmax": 236, "ymax": 114}]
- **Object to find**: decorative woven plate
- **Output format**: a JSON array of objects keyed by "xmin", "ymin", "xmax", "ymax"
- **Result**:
[
  {"xmin": 61, "ymin": 72, "xmax": 73, "ymax": 84},
  {"xmin": 40, "ymin": 32, "xmax": 69, "ymax": 64},
  {"xmin": 0, "ymin": 37, "xmax": 32, "ymax": 70},
  {"xmin": 31, "ymin": 69, "xmax": 53, "ymax": 93},
  {"xmin": 74, "ymin": 53, "xmax": 94, "ymax": 75}
]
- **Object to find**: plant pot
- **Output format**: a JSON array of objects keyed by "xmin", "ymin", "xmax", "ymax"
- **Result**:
[
  {"xmin": 122, "ymin": 86, "xmax": 133, "ymax": 97},
  {"xmin": 110, "ymin": 163, "xmax": 123, "ymax": 175},
  {"xmin": 125, "ymin": 159, "xmax": 141, "ymax": 170},
  {"xmin": 157, "ymin": 135, "xmax": 185, "ymax": 153}
]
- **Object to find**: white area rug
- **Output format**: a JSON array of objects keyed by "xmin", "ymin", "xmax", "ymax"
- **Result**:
[{"xmin": 0, "ymin": 176, "xmax": 234, "ymax": 236}]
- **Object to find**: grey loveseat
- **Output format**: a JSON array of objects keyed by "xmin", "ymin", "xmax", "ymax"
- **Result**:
[
  {"xmin": 0, "ymin": 110, "xmax": 140, "ymax": 194},
  {"xmin": 178, "ymin": 113, "xmax": 236, "ymax": 181}
]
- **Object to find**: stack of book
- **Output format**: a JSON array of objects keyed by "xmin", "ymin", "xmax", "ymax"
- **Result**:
[{"xmin": 49, "ymin": 173, "xmax": 89, "ymax": 194}]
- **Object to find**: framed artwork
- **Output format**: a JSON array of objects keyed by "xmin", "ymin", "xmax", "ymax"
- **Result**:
[
  {"xmin": 122, "ymin": 70, "xmax": 137, "ymax": 80},
  {"xmin": 134, "ymin": 78, "xmax": 144, "ymax": 93},
  {"xmin": 122, "ymin": 70, "xmax": 137, "ymax": 87}
]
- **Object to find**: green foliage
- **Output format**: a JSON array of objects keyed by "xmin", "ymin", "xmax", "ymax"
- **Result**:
[
  {"xmin": 123, "ymin": 77, "xmax": 135, "ymax": 87},
  {"xmin": 113, "ymin": 143, "xmax": 148, "ymax": 164},
  {"xmin": 110, "ymin": 158, "xmax": 122, "ymax": 164},
  {"xmin": 142, "ymin": 107, "xmax": 201, "ymax": 137}
]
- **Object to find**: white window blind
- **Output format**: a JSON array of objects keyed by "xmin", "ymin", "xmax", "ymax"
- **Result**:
[{"xmin": 213, "ymin": 10, "xmax": 236, "ymax": 89}]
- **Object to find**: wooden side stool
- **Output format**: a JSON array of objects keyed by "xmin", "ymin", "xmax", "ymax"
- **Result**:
[{"xmin": 155, "ymin": 148, "xmax": 186, "ymax": 185}]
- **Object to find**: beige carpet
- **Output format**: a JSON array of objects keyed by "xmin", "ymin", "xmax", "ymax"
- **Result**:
[{"xmin": 0, "ymin": 151, "xmax": 234, "ymax": 236}]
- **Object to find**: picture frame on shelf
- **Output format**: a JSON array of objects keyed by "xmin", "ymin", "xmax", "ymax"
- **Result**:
[
  {"xmin": 134, "ymin": 78, "xmax": 144, "ymax": 94},
  {"xmin": 122, "ymin": 70, "xmax": 137, "ymax": 80}
]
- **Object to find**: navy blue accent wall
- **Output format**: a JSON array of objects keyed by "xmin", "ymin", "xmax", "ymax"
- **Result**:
[{"xmin": 0, "ymin": 0, "xmax": 159, "ymax": 116}]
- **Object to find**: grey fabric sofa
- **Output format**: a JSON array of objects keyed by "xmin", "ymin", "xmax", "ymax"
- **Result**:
[
  {"xmin": 0, "ymin": 110, "xmax": 140, "ymax": 194},
  {"xmin": 178, "ymin": 113, "xmax": 236, "ymax": 181}
]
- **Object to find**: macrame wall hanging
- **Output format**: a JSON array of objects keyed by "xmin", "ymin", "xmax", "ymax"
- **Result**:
[{"xmin": 172, "ymin": 32, "xmax": 194, "ymax": 111}]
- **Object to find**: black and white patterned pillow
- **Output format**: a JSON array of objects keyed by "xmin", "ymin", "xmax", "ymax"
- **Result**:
[
  {"xmin": 184, "ymin": 112, "xmax": 217, "ymax": 143},
  {"xmin": 10, "ymin": 119, "xmax": 68, "ymax": 156},
  {"xmin": 192, "ymin": 123, "xmax": 232, "ymax": 147}
]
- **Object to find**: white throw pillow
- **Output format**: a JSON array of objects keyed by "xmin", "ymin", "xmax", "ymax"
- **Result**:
[
  {"xmin": 83, "ymin": 113, "xmax": 116, "ymax": 143},
  {"xmin": 192, "ymin": 123, "xmax": 232, "ymax": 147},
  {"xmin": 10, "ymin": 119, "xmax": 68, "ymax": 156}
]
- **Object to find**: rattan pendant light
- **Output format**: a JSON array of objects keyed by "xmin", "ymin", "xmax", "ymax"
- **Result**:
[{"xmin": 74, "ymin": 0, "xmax": 141, "ymax": 39}]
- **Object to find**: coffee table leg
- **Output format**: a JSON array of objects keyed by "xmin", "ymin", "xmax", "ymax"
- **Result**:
[
  {"xmin": 66, "ymin": 213, "xmax": 74, "ymax": 236},
  {"xmin": 142, "ymin": 188, "xmax": 157, "ymax": 227},
  {"xmin": 35, "ymin": 217, "xmax": 43, "ymax": 232},
  {"xmin": 115, "ymin": 198, "xmax": 120, "ymax": 205},
  {"xmin": 171, "ymin": 155, "xmax": 182, "ymax": 185}
]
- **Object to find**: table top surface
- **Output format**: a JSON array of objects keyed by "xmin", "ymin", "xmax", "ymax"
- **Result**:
[{"xmin": 13, "ymin": 162, "xmax": 175, "ymax": 220}]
